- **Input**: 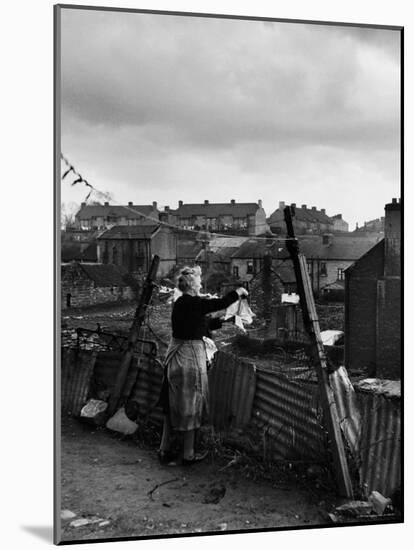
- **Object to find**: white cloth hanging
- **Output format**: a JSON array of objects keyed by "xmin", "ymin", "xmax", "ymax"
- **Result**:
[{"xmin": 223, "ymin": 298, "xmax": 255, "ymax": 332}]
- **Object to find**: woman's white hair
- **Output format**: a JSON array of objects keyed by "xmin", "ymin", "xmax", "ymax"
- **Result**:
[{"xmin": 177, "ymin": 265, "xmax": 202, "ymax": 293}]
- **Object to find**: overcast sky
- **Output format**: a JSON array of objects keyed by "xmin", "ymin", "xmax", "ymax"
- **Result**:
[{"xmin": 60, "ymin": 8, "xmax": 401, "ymax": 229}]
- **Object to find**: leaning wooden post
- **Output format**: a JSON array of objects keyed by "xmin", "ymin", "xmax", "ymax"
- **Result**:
[
  {"xmin": 283, "ymin": 206, "xmax": 353, "ymax": 498},
  {"xmin": 107, "ymin": 254, "xmax": 160, "ymax": 417}
]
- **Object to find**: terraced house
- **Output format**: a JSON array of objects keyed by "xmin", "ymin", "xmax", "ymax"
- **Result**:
[
  {"xmin": 160, "ymin": 199, "xmax": 269, "ymax": 236},
  {"xmin": 75, "ymin": 201, "xmax": 160, "ymax": 230},
  {"xmin": 268, "ymin": 201, "xmax": 348, "ymax": 235}
]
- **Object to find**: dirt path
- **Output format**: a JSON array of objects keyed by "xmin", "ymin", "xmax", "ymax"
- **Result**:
[{"xmin": 59, "ymin": 417, "xmax": 332, "ymax": 543}]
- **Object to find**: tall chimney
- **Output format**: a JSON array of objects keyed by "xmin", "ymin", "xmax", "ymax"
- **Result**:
[
  {"xmin": 384, "ymin": 199, "xmax": 401, "ymax": 276},
  {"xmin": 178, "ymin": 200, "xmax": 183, "ymax": 207},
  {"xmin": 258, "ymin": 199, "xmax": 262, "ymax": 208}
]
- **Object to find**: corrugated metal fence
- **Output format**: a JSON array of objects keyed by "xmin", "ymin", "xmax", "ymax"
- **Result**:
[
  {"xmin": 61, "ymin": 348, "xmax": 97, "ymax": 415},
  {"xmin": 357, "ymin": 390, "xmax": 401, "ymax": 497},
  {"xmin": 252, "ymin": 368, "xmax": 328, "ymax": 462},
  {"xmin": 208, "ymin": 351, "xmax": 256, "ymax": 431},
  {"xmin": 61, "ymin": 346, "xmax": 401, "ymax": 497}
]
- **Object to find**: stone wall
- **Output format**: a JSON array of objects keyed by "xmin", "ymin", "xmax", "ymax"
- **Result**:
[{"xmin": 61, "ymin": 263, "xmax": 134, "ymax": 309}]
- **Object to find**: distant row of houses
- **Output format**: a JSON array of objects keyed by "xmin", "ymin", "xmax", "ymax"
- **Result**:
[{"xmin": 71, "ymin": 198, "xmax": 372, "ymax": 237}]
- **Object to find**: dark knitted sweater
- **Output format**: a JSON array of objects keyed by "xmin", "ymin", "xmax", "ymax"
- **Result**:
[{"xmin": 171, "ymin": 290, "xmax": 239, "ymax": 340}]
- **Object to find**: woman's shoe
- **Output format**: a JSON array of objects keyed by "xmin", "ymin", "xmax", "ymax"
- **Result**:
[
  {"xmin": 182, "ymin": 450, "xmax": 209, "ymax": 466},
  {"xmin": 157, "ymin": 450, "xmax": 177, "ymax": 465}
]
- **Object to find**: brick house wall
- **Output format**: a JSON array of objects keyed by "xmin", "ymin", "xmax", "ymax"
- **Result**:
[
  {"xmin": 344, "ymin": 240, "xmax": 384, "ymax": 374},
  {"xmin": 376, "ymin": 277, "xmax": 401, "ymax": 378},
  {"xmin": 345, "ymin": 200, "xmax": 401, "ymax": 379}
]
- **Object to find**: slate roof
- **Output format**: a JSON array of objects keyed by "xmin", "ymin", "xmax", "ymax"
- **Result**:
[
  {"xmin": 76, "ymin": 204, "xmax": 158, "ymax": 220},
  {"xmin": 97, "ymin": 225, "xmax": 160, "ymax": 240},
  {"xmin": 229, "ymin": 233, "xmax": 381, "ymax": 263},
  {"xmin": 196, "ymin": 247, "xmax": 239, "ymax": 263},
  {"xmin": 274, "ymin": 263, "xmax": 296, "ymax": 284},
  {"xmin": 268, "ymin": 205, "xmax": 333, "ymax": 225},
  {"xmin": 177, "ymin": 241, "xmax": 203, "ymax": 260},
  {"xmin": 169, "ymin": 202, "xmax": 260, "ymax": 218},
  {"xmin": 344, "ymin": 240, "xmax": 385, "ymax": 274},
  {"xmin": 208, "ymin": 236, "xmax": 250, "ymax": 252},
  {"xmin": 231, "ymin": 239, "xmax": 282, "ymax": 259},
  {"xmin": 299, "ymin": 234, "xmax": 381, "ymax": 260},
  {"xmin": 321, "ymin": 279, "xmax": 345, "ymax": 291},
  {"xmin": 80, "ymin": 263, "xmax": 129, "ymax": 287}
]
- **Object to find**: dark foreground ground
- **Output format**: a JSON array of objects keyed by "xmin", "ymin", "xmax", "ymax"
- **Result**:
[{"xmin": 59, "ymin": 416, "xmax": 334, "ymax": 543}]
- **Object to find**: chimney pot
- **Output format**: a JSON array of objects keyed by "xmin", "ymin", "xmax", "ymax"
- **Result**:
[
  {"xmin": 311, "ymin": 206, "xmax": 316, "ymax": 211},
  {"xmin": 204, "ymin": 200, "xmax": 209, "ymax": 205},
  {"xmin": 178, "ymin": 200, "xmax": 183, "ymax": 207},
  {"xmin": 128, "ymin": 201, "xmax": 133, "ymax": 206},
  {"xmin": 231, "ymin": 199, "xmax": 236, "ymax": 205}
]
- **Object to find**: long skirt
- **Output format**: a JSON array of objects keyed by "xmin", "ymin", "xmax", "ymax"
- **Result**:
[{"xmin": 160, "ymin": 338, "xmax": 209, "ymax": 432}]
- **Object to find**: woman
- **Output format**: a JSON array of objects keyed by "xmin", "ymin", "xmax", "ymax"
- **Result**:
[{"xmin": 158, "ymin": 265, "xmax": 248, "ymax": 465}]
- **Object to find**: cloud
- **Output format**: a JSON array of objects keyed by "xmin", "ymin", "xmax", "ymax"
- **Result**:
[
  {"xmin": 60, "ymin": 8, "xmax": 401, "ymax": 228},
  {"xmin": 61, "ymin": 10, "xmax": 399, "ymax": 150}
]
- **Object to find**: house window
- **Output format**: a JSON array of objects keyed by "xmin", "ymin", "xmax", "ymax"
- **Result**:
[
  {"xmin": 337, "ymin": 268, "xmax": 345, "ymax": 280},
  {"xmin": 307, "ymin": 261, "xmax": 312, "ymax": 274},
  {"xmin": 320, "ymin": 262, "xmax": 327, "ymax": 276},
  {"xmin": 112, "ymin": 246, "xmax": 118, "ymax": 265},
  {"xmin": 247, "ymin": 261, "xmax": 254, "ymax": 274},
  {"xmin": 233, "ymin": 266, "xmax": 239, "ymax": 278}
]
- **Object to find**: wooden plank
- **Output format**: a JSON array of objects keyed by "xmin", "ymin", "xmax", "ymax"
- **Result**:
[
  {"xmin": 284, "ymin": 206, "xmax": 354, "ymax": 498},
  {"xmin": 107, "ymin": 255, "xmax": 160, "ymax": 417}
]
